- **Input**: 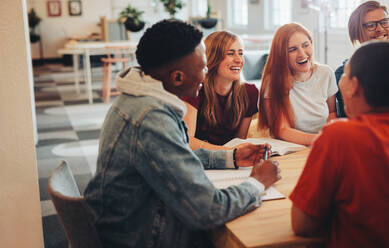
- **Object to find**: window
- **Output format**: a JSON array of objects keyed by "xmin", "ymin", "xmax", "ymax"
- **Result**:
[
  {"xmin": 228, "ymin": 0, "xmax": 248, "ymax": 27},
  {"xmin": 329, "ymin": 0, "xmax": 362, "ymax": 28},
  {"xmin": 192, "ymin": 0, "xmax": 208, "ymax": 17},
  {"xmin": 264, "ymin": 0, "xmax": 292, "ymax": 30}
]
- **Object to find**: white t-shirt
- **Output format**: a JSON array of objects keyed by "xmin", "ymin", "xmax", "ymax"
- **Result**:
[{"xmin": 289, "ymin": 63, "xmax": 338, "ymax": 133}]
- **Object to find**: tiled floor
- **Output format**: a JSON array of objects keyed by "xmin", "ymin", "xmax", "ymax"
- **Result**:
[{"xmin": 34, "ymin": 63, "xmax": 116, "ymax": 247}]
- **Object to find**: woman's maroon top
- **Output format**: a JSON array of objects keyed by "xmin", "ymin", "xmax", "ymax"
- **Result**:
[{"xmin": 181, "ymin": 83, "xmax": 258, "ymax": 145}]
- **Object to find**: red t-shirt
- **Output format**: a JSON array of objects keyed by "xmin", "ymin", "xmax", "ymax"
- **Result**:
[
  {"xmin": 181, "ymin": 83, "xmax": 258, "ymax": 145},
  {"xmin": 290, "ymin": 113, "xmax": 389, "ymax": 248}
]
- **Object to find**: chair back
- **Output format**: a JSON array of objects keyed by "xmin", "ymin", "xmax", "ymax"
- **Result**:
[
  {"xmin": 104, "ymin": 46, "xmax": 132, "ymax": 62},
  {"xmin": 48, "ymin": 161, "xmax": 103, "ymax": 248}
]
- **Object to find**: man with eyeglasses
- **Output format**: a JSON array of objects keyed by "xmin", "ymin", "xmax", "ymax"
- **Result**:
[
  {"xmin": 334, "ymin": 1, "xmax": 388, "ymax": 118},
  {"xmin": 363, "ymin": 17, "xmax": 389, "ymax": 32}
]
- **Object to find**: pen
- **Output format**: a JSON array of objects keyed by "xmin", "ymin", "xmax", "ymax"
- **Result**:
[{"xmin": 264, "ymin": 146, "xmax": 269, "ymax": 160}]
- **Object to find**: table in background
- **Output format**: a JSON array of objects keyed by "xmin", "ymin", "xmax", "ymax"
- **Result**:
[
  {"xmin": 58, "ymin": 41, "xmax": 137, "ymax": 104},
  {"xmin": 212, "ymin": 149, "xmax": 324, "ymax": 248}
]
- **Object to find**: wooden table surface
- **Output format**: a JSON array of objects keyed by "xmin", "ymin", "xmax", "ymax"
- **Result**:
[{"xmin": 212, "ymin": 149, "xmax": 324, "ymax": 248}]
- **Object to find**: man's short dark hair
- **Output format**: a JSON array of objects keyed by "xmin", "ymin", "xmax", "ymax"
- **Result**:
[
  {"xmin": 136, "ymin": 19, "xmax": 203, "ymax": 73},
  {"xmin": 349, "ymin": 41, "xmax": 389, "ymax": 108}
]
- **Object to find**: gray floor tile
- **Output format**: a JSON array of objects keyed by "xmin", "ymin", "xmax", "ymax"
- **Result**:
[
  {"xmin": 42, "ymin": 215, "xmax": 68, "ymax": 248},
  {"xmin": 34, "ymin": 63, "xmax": 107, "ymax": 246}
]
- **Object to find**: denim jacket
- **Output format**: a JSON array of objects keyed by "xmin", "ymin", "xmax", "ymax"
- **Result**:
[{"xmin": 84, "ymin": 68, "xmax": 264, "ymax": 248}]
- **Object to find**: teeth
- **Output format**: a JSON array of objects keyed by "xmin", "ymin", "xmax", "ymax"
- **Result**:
[
  {"xmin": 297, "ymin": 58, "xmax": 308, "ymax": 64},
  {"xmin": 376, "ymin": 35, "xmax": 387, "ymax": 40},
  {"xmin": 230, "ymin": 67, "xmax": 241, "ymax": 71}
]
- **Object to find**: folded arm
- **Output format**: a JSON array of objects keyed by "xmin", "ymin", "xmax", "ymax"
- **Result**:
[
  {"xmin": 279, "ymin": 94, "xmax": 337, "ymax": 145},
  {"xmin": 278, "ymin": 120, "xmax": 319, "ymax": 146}
]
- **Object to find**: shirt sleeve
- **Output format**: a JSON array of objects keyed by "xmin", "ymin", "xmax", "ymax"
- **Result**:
[
  {"xmin": 244, "ymin": 83, "xmax": 259, "ymax": 117},
  {"xmin": 136, "ymin": 107, "xmax": 263, "ymax": 230},
  {"xmin": 289, "ymin": 124, "xmax": 340, "ymax": 219},
  {"xmin": 334, "ymin": 64, "xmax": 344, "ymax": 84},
  {"xmin": 327, "ymin": 67, "xmax": 338, "ymax": 98}
]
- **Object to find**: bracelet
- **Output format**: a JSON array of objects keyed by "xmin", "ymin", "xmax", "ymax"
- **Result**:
[{"xmin": 233, "ymin": 148, "xmax": 238, "ymax": 169}]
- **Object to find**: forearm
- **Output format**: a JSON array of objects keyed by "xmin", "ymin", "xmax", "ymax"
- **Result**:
[
  {"xmin": 193, "ymin": 148, "xmax": 235, "ymax": 170},
  {"xmin": 188, "ymin": 136, "xmax": 233, "ymax": 150},
  {"xmin": 279, "ymin": 127, "xmax": 318, "ymax": 146}
]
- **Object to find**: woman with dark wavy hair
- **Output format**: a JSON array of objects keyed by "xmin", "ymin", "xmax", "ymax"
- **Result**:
[{"xmin": 182, "ymin": 31, "xmax": 259, "ymax": 149}]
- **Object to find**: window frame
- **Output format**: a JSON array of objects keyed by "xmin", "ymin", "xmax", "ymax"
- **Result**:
[
  {"xmin": 227, "ymin": 0, "xmax": 249, "ymax": 29},
  {"xmin": 191, "ymin": 0, "xmax": 208, "ymax": 18},
  {"xmin": 328, "ymin": 0, "xmax": 363, "ymax": 30},
  {"xmin": 263, "ymin": 0, "xmax": 292, "ymax": 31}
]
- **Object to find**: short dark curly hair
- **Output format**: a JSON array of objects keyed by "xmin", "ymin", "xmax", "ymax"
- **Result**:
[{"xmin": 136, "ymin": 19, "xmax": 203, "ymax": 73}]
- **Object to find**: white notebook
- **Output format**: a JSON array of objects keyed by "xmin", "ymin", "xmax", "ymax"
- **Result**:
[
  {"xmin": 224, "ymin": 137, "xmax": 306, "ymax": 156},
  {"xmin": 205, "ymin": 168, "xmax": 285, "ymax": 201}
]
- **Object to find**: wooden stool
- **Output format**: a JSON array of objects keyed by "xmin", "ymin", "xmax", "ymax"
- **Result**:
[{"xmin": 101, "ymin": 46, "xmax": 131, "ymax": 103}]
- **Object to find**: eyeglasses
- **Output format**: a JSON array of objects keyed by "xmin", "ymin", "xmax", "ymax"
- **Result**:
[{"xmin": 363, "ymin": 18, "xmax": 389, "ymax": 31}]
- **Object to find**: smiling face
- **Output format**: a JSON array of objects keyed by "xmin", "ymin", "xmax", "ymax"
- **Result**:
[
  {"xmin": 362, "ymin": 8, "xmax": 389, "ymax": 42},
  {"xmin": 216, "ymin": 39, "xmax": 245, "ymax": 83},
  {"xmin": 287, "ymin": 31, "xmax": 313, "ymax": 79},
  {"xmin": 180, "ymin": 42, "xmax": 208, "ymax": 97}
]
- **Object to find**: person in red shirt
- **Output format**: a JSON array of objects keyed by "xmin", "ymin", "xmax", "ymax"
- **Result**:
[
  {"xmin": 290, "ymin": 41, "xmax": 389, "ymax": 247},
  {"xmin": 181, "ymin": 31, "xmax": 259, "ymax": 149}
]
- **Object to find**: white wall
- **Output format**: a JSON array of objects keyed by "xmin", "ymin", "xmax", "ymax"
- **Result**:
[
  {"xmin": 0, "ymin": 0, "xmax": 43, "ymax": 247},
  {"xmin": 28, "ymin": 0, "xmax": 191, "ymax": 59},
  {"xmin": 28, "ymin": 0, "xmax": 111, "ymax": 58}
]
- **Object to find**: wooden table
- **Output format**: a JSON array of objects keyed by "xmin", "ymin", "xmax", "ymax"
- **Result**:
[
  {"xmin": 58, "ymin": 41, "xmax": 137, "ymax": 104},
  {"xmin": 212, "ymin": 149, "xmax": 324, "ymax": 248}
]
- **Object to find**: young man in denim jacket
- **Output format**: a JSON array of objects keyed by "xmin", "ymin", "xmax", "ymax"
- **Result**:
[{"xmin": 84, "ymin": 20, "xmax": 280, "ymax": 248}]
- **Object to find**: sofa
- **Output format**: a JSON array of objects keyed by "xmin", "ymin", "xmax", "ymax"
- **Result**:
[{"xmin": 242, "ymin": 50, "xmax": 269, "ymax": 90}]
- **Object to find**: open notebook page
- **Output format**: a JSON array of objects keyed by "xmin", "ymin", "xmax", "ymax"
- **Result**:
[
  {"xmin": 205, "ymin": 168, "xmax": 284, "ymax": 201},
  {"xmin": 224, "ymin": 137, "xmax": 306, "ymax": 156}
]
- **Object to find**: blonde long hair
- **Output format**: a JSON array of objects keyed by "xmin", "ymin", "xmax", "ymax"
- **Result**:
[
  {"xmin": 201, "ymin": 31, "xmax": 248, "ymax": 129},
  {"xmin": 258, "ymin": 23, "xmax": 314, "ymax": 137}
]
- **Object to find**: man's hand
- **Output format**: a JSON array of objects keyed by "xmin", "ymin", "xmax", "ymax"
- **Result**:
[
  {"xmin": 250, "ymin": 159, "xmax": 281, "ymax": 189},
  {"xmin": 234, "ymin": 143, "xmax": 271, "ymax": 167}
]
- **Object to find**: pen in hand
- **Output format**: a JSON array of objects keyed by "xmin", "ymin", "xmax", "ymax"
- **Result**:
[{"xmin": 264, "ymin": 146, "xmax": 269, "ymax": 160}]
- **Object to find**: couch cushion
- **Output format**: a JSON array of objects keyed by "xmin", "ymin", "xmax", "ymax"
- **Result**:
[{"xmin": 243, "ymin": 50, "xmax": 269, "ymax": 81}]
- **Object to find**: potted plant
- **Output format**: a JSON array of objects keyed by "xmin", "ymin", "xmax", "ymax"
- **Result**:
[
  {"xmin": 28, "ymin": 8, "xmax": 41, "ymax": 43},
  {"xmin": 198, "ymin": 0, "xmax": 218, "ymax": 29},
  {"xmin": 159, "ymin": 0, "xmax": 185, "ymax": 19},
  {"xmin": 118, "ymin": 4, "xmax": 145, "ymax": 32}
]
